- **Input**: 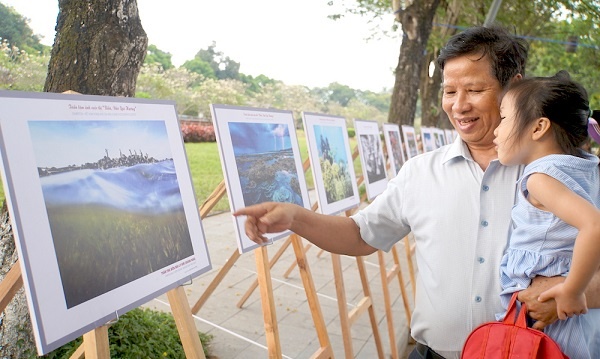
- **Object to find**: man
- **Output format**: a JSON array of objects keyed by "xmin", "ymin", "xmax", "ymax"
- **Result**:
[{"xmin": 234, "ymin": 25, "xmax": 600, "ymax": 358}]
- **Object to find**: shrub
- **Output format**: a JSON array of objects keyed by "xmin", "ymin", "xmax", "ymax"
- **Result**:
[
  {"xmin": 347, "ymin": 127, "xmax": 355, "ymax": 138},
  {"xmin": 42, "ymin": 308, "xmax": 213, "ymax": 359},
  {"xmin": 181, "ymin": 123, "xmax": 216, "ymax": 143}
]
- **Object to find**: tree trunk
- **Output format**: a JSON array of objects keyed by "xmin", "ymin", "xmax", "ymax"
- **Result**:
[
  {"xmin": 420, "ymin": 0, "xmax": 461, "ymax": 129},
  {"xmin": 0, "ymin": 204, "xmax": 36, "ymax": 358},
  {"xmin": 388, "ymin": 0, "xmax": 441, "ymax": 127},
  {"xmin": 44, "ymin": 0, "xmax": 148, "ymax": 96}
]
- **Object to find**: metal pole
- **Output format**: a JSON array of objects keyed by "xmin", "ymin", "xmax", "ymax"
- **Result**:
[{"xmin": 483, "ymin": 0, "xmax": 503, "ymax": 27}]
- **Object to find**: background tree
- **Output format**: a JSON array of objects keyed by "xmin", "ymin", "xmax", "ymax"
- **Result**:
[
  {"xmin": 144, "ymin": 44, "xmax": 173, "ymax": 70},
  {"xmin": 0, "ymin": 3, "xmax": 47, "ymax": 53},
  {"xmin": 43, "ymin": 0, "xmax": 148, "ymax": 96}
]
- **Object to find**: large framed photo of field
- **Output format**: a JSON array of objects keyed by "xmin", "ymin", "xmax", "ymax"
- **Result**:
[
  {"xmin": 302, "ymin": 112, "xmax": 359, "ymax": 215},
  {"xmin": 211, "ymin": 104, "xmax": 311, "ymax": 253},
  {"xmin": 0, "ymin": 91, "xmax": 211, "ymax": 355},
  {"xmin": 382, "ymin": 123, "xmax": 406, "ymax": 177},
  {"xmin": 354, "ymin": 119, "xmax": 388, "ymax": 201}
]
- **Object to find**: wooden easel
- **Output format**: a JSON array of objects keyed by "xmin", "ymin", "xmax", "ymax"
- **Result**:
[
  {"xmin": 377, "ymin": 242, "xmax": 413, "ymax": 359},
  {"xmin": 328, "ymin": 208, "xmax": 385, "ymax": 359},
  {"xmin": 0, "ymin": 261, "xmax": 206, "ymax": 358},
  {"xmin": 189, "ymin": 167, "xmax": 334, "ymax": 358}
]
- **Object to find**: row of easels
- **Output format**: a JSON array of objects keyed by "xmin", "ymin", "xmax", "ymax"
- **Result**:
[{"xmin": 188, "ymin": 148, "xmax": 417, "ymax": 358}]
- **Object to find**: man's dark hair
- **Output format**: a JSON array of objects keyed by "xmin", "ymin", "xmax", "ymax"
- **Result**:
[{"xmin": 437, "ymin": 25, "xmax": 529, "ymax": 89}]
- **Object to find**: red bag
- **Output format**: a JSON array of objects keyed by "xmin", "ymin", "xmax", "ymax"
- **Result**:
[{"xmin": 461, "ymin": 292, "xmax": 568, "ymax": 358}]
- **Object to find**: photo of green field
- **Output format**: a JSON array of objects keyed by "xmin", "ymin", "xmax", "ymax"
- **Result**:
[{"xmin": 48, "ymin": 204, "xmax": 192, "ymax": 308}]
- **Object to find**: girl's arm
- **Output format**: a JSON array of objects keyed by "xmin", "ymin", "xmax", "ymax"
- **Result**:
[{"xmin": 527, "ymin": 173, "xmax": 600, "ymax": 318}]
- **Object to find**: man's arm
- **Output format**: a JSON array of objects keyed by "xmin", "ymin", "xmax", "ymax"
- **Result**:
[
  {"xmin": 518, "ymin": 268, "xmax": 600, "ymax": 330},
  {"xmin": 234, "ymin": 202, "xmax": 378, "ymax": 256}
]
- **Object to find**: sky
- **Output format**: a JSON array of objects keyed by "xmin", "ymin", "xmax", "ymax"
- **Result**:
[{"xmin": 1, "ymin": 0, "xmax": 401, "ymax": 92}]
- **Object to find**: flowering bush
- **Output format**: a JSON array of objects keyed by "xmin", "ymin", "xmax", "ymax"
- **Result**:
[{"xmin": 180, "ymin": 122, "xmax": 216, "ymax": 142}]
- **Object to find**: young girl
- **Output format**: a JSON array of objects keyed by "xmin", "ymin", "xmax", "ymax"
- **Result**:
[{"xmin": 494, "ymin": 70, "xmax": 600, "ymax": 358}]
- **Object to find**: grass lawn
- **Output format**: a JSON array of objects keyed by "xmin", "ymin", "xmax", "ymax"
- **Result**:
[{"xmin": 0, "ymin": 130, "xmax": 362, "ymax": 216}]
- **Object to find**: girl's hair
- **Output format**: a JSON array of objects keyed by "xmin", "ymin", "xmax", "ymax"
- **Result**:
[{"xmin": 506, "ymin": 70, "xmax": 590, "ymax": 157}]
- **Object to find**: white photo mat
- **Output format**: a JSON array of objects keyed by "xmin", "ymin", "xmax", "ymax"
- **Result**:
[
  {"xmin": 401, "ymin": 125, "xmax": 420, "ymax": 159},
  {"xmin": 211, "ymin": 104, "xmax": 311, "ymax": 253},
  {"xmin": 421, "ymin": 126, "xmax": 437, "ymax": 152},
  {"xmin": 382, "ymin": 123, "xmax": 406, "ymax": 177},
  {"xmin": 0, "ymin": 90, "xmax": 211, "ymax": 355},
  {"xmin": 302, "ymin": 112, "xmax": 359, "ymax": 215},
  {"xmin": 354, "ymin": 119, "xmax": 388, "ymax": 201}
]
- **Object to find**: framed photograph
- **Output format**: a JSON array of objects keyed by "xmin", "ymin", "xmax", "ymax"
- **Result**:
[
  {"xmin": 302, "ymin": 112, "xmax": 359, "ymax": 215},
  {"xmin": 211, "ymin": 104, "xmax": 311, "ymax": 253},
  {"xmin": 421, "ymin": 126, "xmax": 437, "ymax": 152},
  {"xmin": 382, "ymin": 123, "xmax": 406, "ymax": 177},
  {"xmin": 401, "ymin": 125, "xmax": 420, "ymax": 159},
  {"xmin": 434, "ymin": 128, "xmax": 447, "ymax": 147},
  {"xmin": 0, "ymin": 90, "xmax": 212, "ymax": 355},
  {"xmin": 354, "ymin": 119, "xmax": 388, "ymax": 201},
  {"xmin": 444, "ymin": 129, "xmax": 454, "ymax": 144}
]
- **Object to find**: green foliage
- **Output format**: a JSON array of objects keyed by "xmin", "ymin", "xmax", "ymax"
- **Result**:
[
  {"xmin": 0, "ymin": 39, "xmax": 49, "ymax": 91},
  {"xmin": 347, "ymin": 128, "xmax": 356, "ymax": 138},
  {"xmin": 321, "ymin": 158, "xmax": 354, "ymax": 203},
  {"xmin": 144, "ymin": 44, "xmax": 174, "ymax": 70},
  {"xmin": 182, "ymin": 57, "xmax": 216, "ymax": 81},
  {"xmin": 239, "ymin": 73, "xmax": 278, "ymax": 94},
  {"xmin": 194, "ymin": 41, "xmax": 240, "ymax": 80},
  {"xmin": 0, "ymin": 3, "xmax": 46, "ymax": 53},
  {"xmin": 42, "ymin": 308, "xmax": 212, "ymax": 359}
]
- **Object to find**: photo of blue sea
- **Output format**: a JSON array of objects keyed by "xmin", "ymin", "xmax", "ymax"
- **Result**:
[
  {"xmin": 29, "ymin": 120, "xmax": 193, "ymax": 308},
  {"xmin": 228, "ymin": 122, "xmax": 304, "ymax": 207},
  {"xmin": 313, "ymin": 125, "xmax": 354, "ymax": 204}
]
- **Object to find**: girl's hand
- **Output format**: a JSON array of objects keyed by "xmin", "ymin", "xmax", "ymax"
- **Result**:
[{"xmin": 538, "ymin": 283, "xmax": 588, "ymax": 320}]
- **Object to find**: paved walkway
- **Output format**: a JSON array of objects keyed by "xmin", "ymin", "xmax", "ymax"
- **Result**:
[{"xmin": 144, "ymin": 209, "xmax": 416, "ymax": 359}]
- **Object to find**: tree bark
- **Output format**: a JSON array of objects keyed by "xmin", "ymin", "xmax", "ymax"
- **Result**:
[
  {"xmin": 388, "ymin": 0, "xmax": 441, "ymax": 127},
  {"xmin": 44, "ymin": 0, "xmax": 148, "ymax": 96},
  {"xmin": 420, "ymin": 0, "xmax": 461, "ymax": 129}
]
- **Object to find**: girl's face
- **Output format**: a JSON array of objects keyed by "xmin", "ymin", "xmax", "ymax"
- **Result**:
[{"xmin": 493, "ymin": 93, "xmax": 533, "ymax": 166}]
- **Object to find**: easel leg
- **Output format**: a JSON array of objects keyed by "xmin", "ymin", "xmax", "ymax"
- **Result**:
[
  {"xmin": 331, "ymin": 253, "xmax": 354, "ymax": 359},
  {"xmin": 378, "ymin": 251, "xmax": 399, "ymax": 359},
  {"xmin": 255, "ymin": 246, "xmax": 282, "ymax": 358},
  {"xmin": 191, "ymin": 248, "xmax": 241, "ymax": 314},
  {"xmin": 168, "ymin": 286, "xmax": 206, "ymax": 359},
  {"xmin": 237, "ymin": 236, "xmax": 293, "ymax": 308},
  {"xmin": 290, "ymin": 234, "xmax": 333, "ymax": 358},
  {"xmin": 356, "ymin": 256, "xmax": 385, "ymax": 359},
  {"xmin": 391, "ymin": 245, "xmax": 412, "ymax": 326},
  {"xmin": 82, "ymin": 326, "xmax": 110, "ymax": 359},
  {"xmin": 403, "ymin": 236, "xmax": 416, "ymax": 300}
]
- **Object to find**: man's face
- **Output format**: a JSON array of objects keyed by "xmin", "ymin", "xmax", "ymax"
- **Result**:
[{"xmin": 441, "ymin": 54, "xmax": 504, "ymax": 150}]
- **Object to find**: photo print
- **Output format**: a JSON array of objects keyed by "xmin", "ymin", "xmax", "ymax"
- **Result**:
[
  {"xmin": 0, "ymin": 91, "xmax": 210, "ymax": 355},
  {"xmin": 302, "ymin": 112, "xmax": 359, "ymax": 215},
  {"xmin": 421, "ymin": 126, "xmax": 437, "ymax": 152},
  {"xmin": 382, "ymin": 123, "xmax": 406, "ymax": 177},
  {"xmin": 354, "ymin": 119, "xmax": 388, "ymax": 201},
  {"xmin": 211, "ymin": 104, "xmax": 311, "ymax": 253},
  {"xmin": 401, "ymin": 125, "xmax": 420, "ymax": 159}
]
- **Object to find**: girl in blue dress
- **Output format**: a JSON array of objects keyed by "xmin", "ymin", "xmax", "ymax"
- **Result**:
[{"xmin": 493, "ymin": 70, "xmax": 600, "ymax": 358}]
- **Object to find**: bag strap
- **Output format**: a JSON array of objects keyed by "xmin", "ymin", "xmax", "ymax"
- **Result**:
[
  {"xmin": 503, "ymin": 292, "xmax": 520, "ymax": 325},
  {"xmin": 503, "ymin": 291, "xmax": 528, "ymax": 328}
]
